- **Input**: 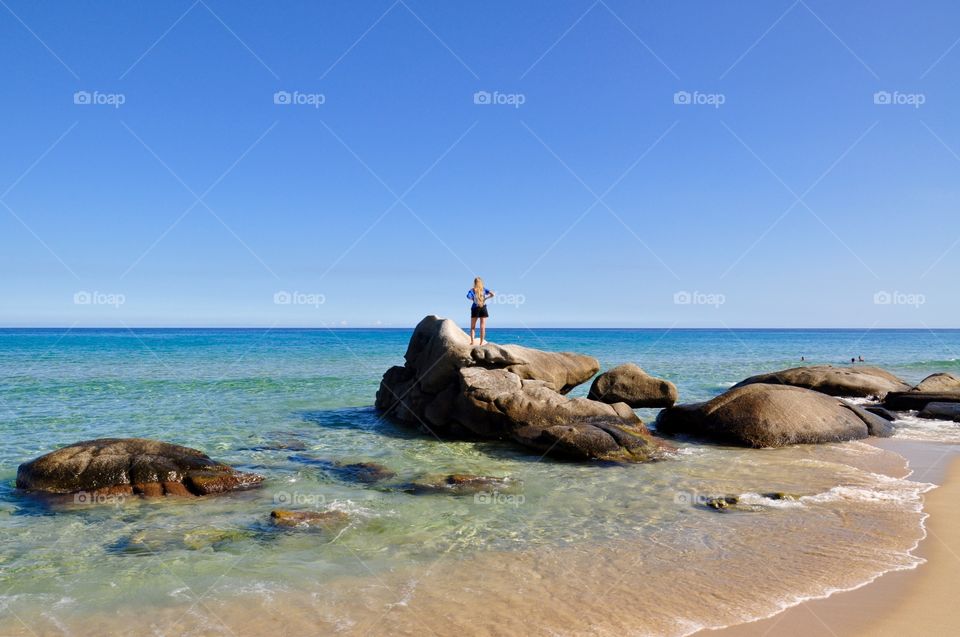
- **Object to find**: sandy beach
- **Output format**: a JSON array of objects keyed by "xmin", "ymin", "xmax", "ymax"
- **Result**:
[{"xmin": 710, "ymin": 440, "xmax": 960, "ymax": 637}]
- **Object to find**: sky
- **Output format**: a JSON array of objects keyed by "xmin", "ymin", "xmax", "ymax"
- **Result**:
[{"xmin": 1, "ymin": 0, "xmax": 958, "ymax": 328}]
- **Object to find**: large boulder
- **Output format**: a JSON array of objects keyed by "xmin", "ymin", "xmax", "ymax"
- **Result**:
[
  {"xmin": 911, "ymin": 373, "xmax": 960, "ymax": 393},
  {"xmin": 655, "ymin": 384, "xmax": 894, "ymax": 448},
  {"xmin": 16, "ymin": 438, "xmax": 264, "ymax": 497},
  {"xmin": 917, "ymin": 402, "xmax": 960, "ymax": 422},
  {"xmin": 733, "ymin": 365, "xmax": 910, "ymax": 398},
  {"xmin": 587, "ymin": 363, "xmax": 677, "ymax": 408},
  {"xmin": 376, "ymin": 316, "xmax": 667, "ymax": 462},
  {"xmin": 916, "ymin": 402, "xmax": 960, "ymax": 422}
]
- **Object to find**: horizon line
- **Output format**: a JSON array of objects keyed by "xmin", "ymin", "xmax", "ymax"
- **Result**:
[{"xmin": 1, "ymin": 325, "xmax": 959, "ymax": 331}]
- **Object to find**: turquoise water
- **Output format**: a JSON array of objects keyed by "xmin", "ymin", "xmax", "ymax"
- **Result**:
[{"xmin": 1, "ymin": 327, "xmax": 959, "ymax": 635}]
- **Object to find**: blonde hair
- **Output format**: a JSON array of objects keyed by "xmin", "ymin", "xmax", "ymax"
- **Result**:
[{"xmin": 473, "ymin": 277, "xmax": 486, "ymax": 307}]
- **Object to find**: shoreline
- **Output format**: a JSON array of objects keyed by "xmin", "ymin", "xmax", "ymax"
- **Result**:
[
  {"xmin": 0, "ymin": 438, "xmax": 940, "ymax": 637},
  {"xmin": 707, "ymin": 439, "xmax": 960, "ymax": 637}
]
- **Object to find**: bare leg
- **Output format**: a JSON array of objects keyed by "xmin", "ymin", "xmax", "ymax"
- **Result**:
[
  {"xmin": 470, "ymin": 317, "xmax": 477, "ymax": 344},
  {"xmin": 479, "ymin": 317, "xmax": 487, "ymax": 345}
]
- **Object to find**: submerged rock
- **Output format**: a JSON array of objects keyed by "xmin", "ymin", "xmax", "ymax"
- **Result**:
[
  {"xmin": 332, "ymin": 462, "xmax": 397, "ymax": 484},
  {"xmin": 287, "ymin": 455, "xmax": 397, "ymax": 484},
  {"xmin": 656, "ymin": 384, "xmax": 893, "ymax": 448},
  {"xmin": 733, "ymin": 365, "xmax": 910, "ymax": 399},
  {"xmin": 705, "ymin": 496, "xmax": 740, "ymax": 510},
  {"xmin": 270, "ymin": 509, "xmax": 350, "ymax": 531},
  {"xmin": 376, "ymin": 316, "xmax": 669, "ymax": 462},
  {"xmin": 703, "ymin": 492, "xmax": 796, "ymax": 512},
  {"xmin": 587, "ymin": 363, "xmax": 678, "ymax": 408},
  {"xmin": 111, "ymin": 527, "xmax": 254, "ymax": 554},
  {"xmin": 401, "ymin": 473, "xmax": 521, "ymax": 496},
  {"xmin": 16, "ymin": 438, "xmax": 264, "ymax": 498}
]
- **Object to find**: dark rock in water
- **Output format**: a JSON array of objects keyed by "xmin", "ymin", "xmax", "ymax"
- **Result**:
[
  {"xmin": 733, "ymin": 365, "xmax": 910, "ymax": 398},
  {"xmin": 656, "ymin": 384, "xmax": 893, "ymax": 448},
  {"xmin": 911, "ymin": 373, "xmax": 960, "ymax": 393},
  {"xmin": 587, "ymin": 363, "xmax": 678, "ymax": 408},
  {"xmin": 703, "ymin": 492, "xmax": 796, "ymax": 512},
  {"xmin": 375, "ymin": 316, "xmax": 670, "ymax": 462},
  {"xmin": 884, "ymin": 391, "xmax": 960, "ymax": 411},
  {"xmin": 705, "ymin": 496, "xmax": 739, "ymax": 510},
  {"xmin": 270, "ymin": 509, "xmax": 350, "ymax": 530},
  {"xmin": 845, "ymin": 402, "xmax": 895, "ymax": 437},
  {"xmin": 917, "ymin": 402, "xmax": 960, "ymax": 422},
  {"xmin": 16, "ymin": 438, "xmax": 264, "ymax": 498},
  {"xmin": 244, "ymin": 440, "xmax": 308, "ymax": 452},
  {"xmin": 401, "ymin": 473, "xmax": 521, "ymax": 496},
  {"xmin": 761, "ymin": 492, "xmax": 795, "ymax": 500},
  {"xmin": 287, "ymin": 455, "xmax": 396, "ymax": 484},
  {"xmin": 110, "ymin": 527, "xmax": 254, "ymax": 554},
  {"xmin": 332, "ymin": 462, "xmax": 396, "ymax": 483},
  {"xmin": 864, "ymin": 405, "xmax": 898, "ymax": 422}
]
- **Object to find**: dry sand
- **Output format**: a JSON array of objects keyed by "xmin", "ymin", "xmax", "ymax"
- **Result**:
[{"xmin": 708, "ymin": 439, "xmax": 960, "ymax": 637}]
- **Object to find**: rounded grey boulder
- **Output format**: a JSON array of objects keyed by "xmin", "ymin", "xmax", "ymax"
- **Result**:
[
  {"xmin": 588, "ymin": 363, "xmax": 678, "ymax": 408},
  {"xmin": 656, "ymin": 384, "xmax": 894, "ymax": 448},
  {"xmin": 911, "ymin": 373, "xmax": 960, "ymax": 393},
  {"xmin": 733, "ymin": 365, "xmax": 910, "ymax": 398},
  {"xmin": 917, "ymin": 402, "xmax": 960, "ymax": 422},
  {"xmin": 16, "ymin": 438, "xmax": 264, "ymax": 498}
]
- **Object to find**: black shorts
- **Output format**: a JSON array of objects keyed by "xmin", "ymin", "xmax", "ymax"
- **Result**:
[{"xmin": 471, "ymin": 305, "xmax": 489, "ymax": 319}]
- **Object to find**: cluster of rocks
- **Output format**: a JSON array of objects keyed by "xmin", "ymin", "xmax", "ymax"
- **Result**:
[
  {"xmin": 658, "ymin": 366, "xmax": 960, "ymax": 447},
  {"xmin": 14, "ymin": 317, "xmax": 960, "ymax": 520},
  {"xmin": 883, "ymin": 372, "xmax": 960, "ymax": 420},
  {"xmin": 375, "ymin": 316, "xmax": 677, "ymax": 462},
  {"xmin": 374, "ymin": 317, "xmax": 960, "ymax": 455},
  {"xmin": 14, "ymin": 437, "xmax": 525, "ymax": 530}
]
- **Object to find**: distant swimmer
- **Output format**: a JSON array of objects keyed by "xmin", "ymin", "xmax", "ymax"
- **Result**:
[
  {"xmin": 801, "ymin": 356, "xmax": 805, "ymax": 361},
  {"xmin": 858, "ymin": 356, "xmax": 864, "ymax": 362},
  {"xmin": 851, "ymin": 357, "xmax": 856, "ymax": 364}
]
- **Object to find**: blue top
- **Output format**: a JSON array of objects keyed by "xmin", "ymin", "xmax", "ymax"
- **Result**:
[{"xmin": 467, "ymin": 288, "xmax": 491, "ymax": 309}]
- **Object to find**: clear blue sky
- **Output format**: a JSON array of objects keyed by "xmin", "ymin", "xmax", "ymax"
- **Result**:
[{"xmin": 1, "ymin": 1, "xmax": 958, "ymax": 328}]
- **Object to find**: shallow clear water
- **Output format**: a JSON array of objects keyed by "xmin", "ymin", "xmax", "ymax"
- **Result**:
[{"xmin": 1, "ymin": 327, "xmax": 959, "ymax": 635}]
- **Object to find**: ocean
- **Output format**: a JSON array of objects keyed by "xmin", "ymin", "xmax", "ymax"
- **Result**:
[{"xmin": 1, "ymin": 327, "xmax": 959, "ymax": 636}]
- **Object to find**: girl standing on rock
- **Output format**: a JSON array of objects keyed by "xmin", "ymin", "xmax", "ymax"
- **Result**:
[{"xmin": 467, "ymin": 277, "xmax": 495, "ymax": 346}]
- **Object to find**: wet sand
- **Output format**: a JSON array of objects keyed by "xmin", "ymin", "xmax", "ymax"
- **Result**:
[{"xmin": 708, "ymin": 439, "xmax": 960, "ymax": 637}]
